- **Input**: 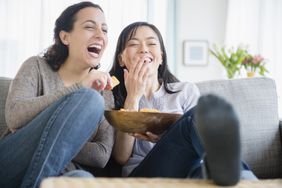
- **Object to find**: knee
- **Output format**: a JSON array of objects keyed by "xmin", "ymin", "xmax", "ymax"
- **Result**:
[
  {"xmin": 183, "ymin": 106, "xmax": 196, "ymax": 118},
  {"xmin": 73, "ymin": 88, "xmax": 105, "ymax": 113},
  {"xmin": 79, "ymin": 88, "xmax": 104, "ymax": 106}
]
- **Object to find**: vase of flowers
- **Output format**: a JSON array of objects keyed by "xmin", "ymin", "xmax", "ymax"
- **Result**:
[
  {"xmin": 210, "ymin": 44, "xmax": 268, "ymax": 79},
  {"xmin": 209, "ymin": 44, "xmax": 249, "ymax": 79},
  {"xmin": 242, "ymin": 54, "xmax": 268, "ymax": 78}
]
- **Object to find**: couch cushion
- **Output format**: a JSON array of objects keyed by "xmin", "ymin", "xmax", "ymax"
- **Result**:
[
  {"xmin": 0, "ymin": 77, "xmax": 12, "ymax": 135},
  {"xmin": 196, "ymin": 77, "xmax": 282, "ymax": 179}
]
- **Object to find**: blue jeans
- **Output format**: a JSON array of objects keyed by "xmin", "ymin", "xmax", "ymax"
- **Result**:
[
  {"xmin": 130, "ymin": 108, "xmax": 204, "ymax": 177},
  {"xmin": 0, "ymin": 88, "xmax": 104, "ymax": 188},
  {"xmin": 129, "ymin": 107, "xmax": 257, "ymax": 179}
]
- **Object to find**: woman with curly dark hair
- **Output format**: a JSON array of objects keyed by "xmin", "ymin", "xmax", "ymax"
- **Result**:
[{"xmin": 0, "ymin": 2, "xmax": 114, "ymax": 187}]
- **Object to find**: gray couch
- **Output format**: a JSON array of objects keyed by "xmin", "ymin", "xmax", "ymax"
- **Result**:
[{"xmin": 0, "ymin": 77, "xmax": 281, "ymax": 179}]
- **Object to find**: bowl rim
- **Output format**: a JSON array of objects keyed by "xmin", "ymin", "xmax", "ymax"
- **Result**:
[{"xmin": 104, "ymin": 110, "xmax": 182, "ymax": 134}]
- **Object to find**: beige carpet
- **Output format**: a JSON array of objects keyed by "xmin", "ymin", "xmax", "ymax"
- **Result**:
[{"xmin": 40, "ymin": 177, "xmax": 282, "ymax": 188}]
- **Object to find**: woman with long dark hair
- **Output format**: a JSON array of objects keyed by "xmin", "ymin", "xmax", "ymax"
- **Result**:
[
  {"xmin": 0, "ymin": 2, "xmax": 114, "ymax": 187},
  {"xmin": 109, "ymin": 22, "xmax": 257, "ymax": 186}
]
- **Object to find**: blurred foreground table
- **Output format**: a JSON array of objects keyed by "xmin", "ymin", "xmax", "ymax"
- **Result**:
[{"xmin": 41, "ymin": 177, "xmax": 282, "ymax": 188}]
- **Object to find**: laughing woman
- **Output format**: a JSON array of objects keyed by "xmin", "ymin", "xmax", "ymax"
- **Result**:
[
  {"xmin": 0, "ymin": 2, "xmax": 114, "ymax": 188},
  {"xmin": 109, "ymin": 22, "xmax": 257, "ymax": 186}
]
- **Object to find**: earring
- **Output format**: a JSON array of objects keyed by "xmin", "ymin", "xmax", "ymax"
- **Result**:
[{"xmin": 118, "ymin": 55, "xmax": 126, "ymax": 67}]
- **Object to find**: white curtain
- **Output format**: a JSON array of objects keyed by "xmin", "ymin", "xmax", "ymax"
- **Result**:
[
  {"xmin": 225, "ymin": 0, "xmax": 282, "ymax": 116},
  {"xmin": 0, "ymin": 0, "xmax": 171, "ymax": 77}
]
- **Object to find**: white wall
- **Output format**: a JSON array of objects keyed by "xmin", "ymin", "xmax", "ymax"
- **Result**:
[{"xmin": 175, "ymin": 0, "xmax": 228, "ymax": 82}]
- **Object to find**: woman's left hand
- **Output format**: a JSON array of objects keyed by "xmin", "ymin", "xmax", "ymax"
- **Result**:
[{"xmin": 129, "ymin": 131, "xmax": 161, "ymax": 143}]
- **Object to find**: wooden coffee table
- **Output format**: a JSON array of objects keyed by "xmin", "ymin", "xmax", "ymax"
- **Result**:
[{"xmin": 41, "ymin": 177, "xmax": 282, "ymax": 188}]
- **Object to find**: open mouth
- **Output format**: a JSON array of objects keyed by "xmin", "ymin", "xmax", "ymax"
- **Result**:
[
  {"xmin": 87, "ymin": 44, "xmax": 102, "ymax": 56},
  {"xmin": 144, "ymin": 57, "xmax": 153, "ymax": 63},
  {"xmin": 145, "ymin": 57, "xmax": 153, "ymax": 63}
]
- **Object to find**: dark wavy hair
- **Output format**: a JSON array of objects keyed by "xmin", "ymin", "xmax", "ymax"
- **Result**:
[
  {"xmin": 43, "ymin": 1, "xmax": 103, "ymax": 71},
  {"xmin": 109, "ymin": 22, "xmax": 179, "ymax": 109}
]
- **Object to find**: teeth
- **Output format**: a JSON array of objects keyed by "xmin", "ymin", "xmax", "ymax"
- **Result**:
[
  {"xmin": 88, "ymin": 44, "xmax": 102, "ymax": 49},
  {"xmin": 144, "ymin": 57, "xmax": 152, "ymax": 62}
]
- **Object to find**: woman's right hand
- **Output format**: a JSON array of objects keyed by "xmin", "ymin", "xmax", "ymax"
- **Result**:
[
  {"xmin": 123, "ymin": 57, "xmax": 150, "ymax": 110},
  {"xmin": 80, "ymin": 69, "xmax": 112, "ymax": 91}
]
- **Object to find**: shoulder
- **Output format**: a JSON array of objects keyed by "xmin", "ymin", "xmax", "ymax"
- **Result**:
[
  {"xmin": 20, "ymin": 55, "xmax": 55, "ymax": 74},
  {"xmin": 14, "ymin": 56, "xmax": 56, "ymax": 86},
  {"xmin": 168, "ymin": 82, "xmax": 200, "ymax": 111},
  {"xmin": 19, "ymin": 56, "xmax": 48, "ymax": 71},
  {"xmin": 22, "ymin": 55, "xmax": 46, "ymax": 65},
  {"xmin": 168, "ymin": 81, "xmax": 200, "ymax": 95}
]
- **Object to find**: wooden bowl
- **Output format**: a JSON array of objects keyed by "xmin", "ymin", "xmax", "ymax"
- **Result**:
[{"xmin": 104, "ymin": 110, "xmax": 182, "ymax": 134}]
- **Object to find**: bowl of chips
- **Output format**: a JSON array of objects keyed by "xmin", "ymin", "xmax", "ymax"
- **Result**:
[{"xmin": 104, "ymin": 109, "xmax": 182, "ymax": 134}]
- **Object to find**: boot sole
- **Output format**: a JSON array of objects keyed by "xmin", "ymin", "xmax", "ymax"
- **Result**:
[{"xmin": 195, "ymin": 95, "xmax": 241, "ymax": 186}]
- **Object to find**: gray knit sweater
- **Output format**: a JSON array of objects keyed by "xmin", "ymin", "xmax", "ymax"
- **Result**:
[{"xmin": 5, "ymin": 56, "xmax": 114, "ymax": 169}]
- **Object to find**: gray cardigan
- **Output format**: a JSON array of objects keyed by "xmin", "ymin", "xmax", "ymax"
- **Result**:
[{"xmin": 4, "ymin": 56, "xmax": 114, "ymax": 169}]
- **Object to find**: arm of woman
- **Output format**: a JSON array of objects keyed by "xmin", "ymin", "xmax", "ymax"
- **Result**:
[
  {"xmin": 72, "ymin": 118, "xmax": 115, "ymax": 168},
  {"xmin": 5, "ymin": 57, "xmax": 83, "ymax": 130},
  {"xmin": 112, "ymin": 59, "xmax": 150, "ymax": 165},
  {"xmin": 112, "ymin": 93, "xmax": 140, "ymax": 165},
  {"xmin": 112, "ymin": 130, "xmax": 135, "ymax": 165}
]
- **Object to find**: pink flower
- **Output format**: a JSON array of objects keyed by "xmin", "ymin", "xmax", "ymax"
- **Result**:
[{"xmin": 252, "ymin": 55, "xmax": 264, "ymax": 64}]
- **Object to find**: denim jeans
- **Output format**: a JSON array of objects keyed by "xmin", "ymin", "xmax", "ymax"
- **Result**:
[
  {"xmin": 0, "ymin": 88, "xmax": 104, "ymax": 188},
  {"xmin": 130, "ymin": 107, "xmax": 204, "ymax": 177},
  {"xmin": 129, "ymin": 107, "xmax": 257, "ymax": 179}
]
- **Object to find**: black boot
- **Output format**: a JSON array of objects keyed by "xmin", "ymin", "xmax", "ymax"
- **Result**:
[{"xmin": 195, "ymin": 94, "xmax": 241, "ymax": 186}]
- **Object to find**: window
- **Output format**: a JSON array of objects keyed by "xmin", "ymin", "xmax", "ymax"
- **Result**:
[{"xmin": 0, "ymin": 0, "xmax": 172, "ymax": 76}]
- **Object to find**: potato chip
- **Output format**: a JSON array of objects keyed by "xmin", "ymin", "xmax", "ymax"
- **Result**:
[
  {"xmin": 118, "ymin": 108, "xmax": 159, "ymax": 112},
  {"xmin": 139, "ymin": 108, "xmax": 160, "ymax": 113}
]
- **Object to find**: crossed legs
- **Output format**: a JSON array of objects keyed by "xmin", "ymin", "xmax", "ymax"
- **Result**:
[{"xmin": 0, "ymin": 88, "xmax": 104, "ymax": 188}]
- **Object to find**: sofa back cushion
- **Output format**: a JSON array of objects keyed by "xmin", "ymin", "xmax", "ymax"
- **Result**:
[
  {"xmin": 196, "ymin": 77, "xmax": 282, "ymax": 179},
  {"xmin": 1, "ymin": 77, "xmax": 281, "ymax": 178},
  {"xmin": 0, "ymin": 77, "xmax": 11, "ymax": 135}
]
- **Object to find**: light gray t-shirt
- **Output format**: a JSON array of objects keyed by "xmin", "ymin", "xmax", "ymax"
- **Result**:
[{"xmin": 122, "ymin": 82, "xmax": 200, "ymax": 176}]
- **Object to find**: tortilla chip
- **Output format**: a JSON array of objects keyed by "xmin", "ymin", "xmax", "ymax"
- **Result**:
[{"xmin": 111, "ymin": 76, "xmax": 120, "ymax": 89}]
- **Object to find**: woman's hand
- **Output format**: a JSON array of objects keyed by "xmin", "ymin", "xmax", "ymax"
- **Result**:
[
  {"xmin": 129, "ymin": 131, "xmax": 161, "ymax": 143},
  {"xmin": 123, "ymin": 57, "xmax": 150, "ymax": 109},
  {"xmin": 80, "ymin": 69, "xmax": 112, "ymax": 91}
]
